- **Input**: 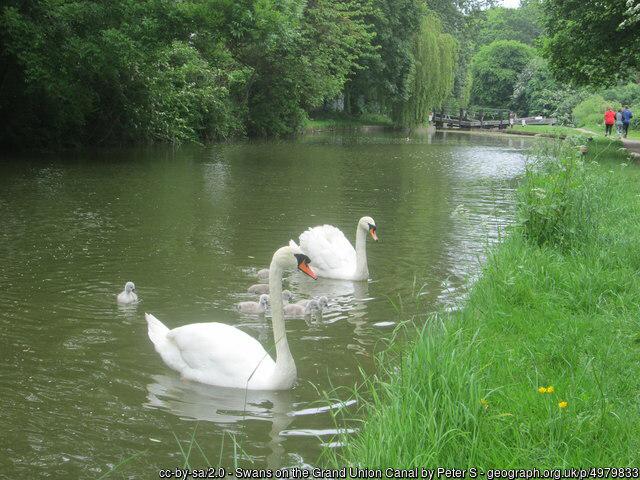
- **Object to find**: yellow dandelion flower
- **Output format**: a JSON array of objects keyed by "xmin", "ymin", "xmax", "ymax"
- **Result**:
[
  {"xmin": 546, "ymin": 386, "xmax": 555, "ymax": 394},
  {"xmin": 538, "ymin": 386, "xmax": 547, "ymax": 394},
  {"xmin": 480, "ymin": 399, "xmax": 489, "ymax": 409},
  {"xmin": 558, "ymin": 401, "xmax": 568, "ymax": 409}
]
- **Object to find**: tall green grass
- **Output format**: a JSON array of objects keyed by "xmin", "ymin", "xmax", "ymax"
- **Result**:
[{"xmin": 333, "ymin": 137, "xmax": 640, "ymax": 467}]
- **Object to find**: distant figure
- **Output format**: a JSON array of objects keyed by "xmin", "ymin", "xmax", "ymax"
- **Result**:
[
  {"xmin": 615, "ymin": 108, "xmax": 624, "ymax": 136},
  {"xmin": 509, "ymin": 112, "xmax": 515, "ymax": 128},
  {"xmin": 622, "ymin": 106, "xmax": 633, "ymax": 138},
  {"xmin": 117, "ymin": 281, "xmax": 138, "ymax": 304},
  {"xmin": 521, "ymin": 118, "xmax": 526, "ymax": 127},
  {"xmin": 604, "ymin": 107, "xmax": 615, "ymax": 136}
]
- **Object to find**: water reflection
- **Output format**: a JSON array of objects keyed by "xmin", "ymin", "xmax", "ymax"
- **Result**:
[{"xmin": 145, "ymin": 375, "xmax": 358, "ymax": 467}]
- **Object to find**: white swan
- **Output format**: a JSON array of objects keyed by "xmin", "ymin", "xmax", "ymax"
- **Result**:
[
  {"xmin": 145, "ymin": 241, "xmax": 317, "ymax": 390},
  {"xmin": 117, "ymin": 281, "xmax": 138, "ymax": 304},
  {"xmin": 236, "ymin": 294, "xmax": 269, "ymax": 314},
  {"xmin": 299, "ymin": 216, "xmax": 378, "ymax": 281}
]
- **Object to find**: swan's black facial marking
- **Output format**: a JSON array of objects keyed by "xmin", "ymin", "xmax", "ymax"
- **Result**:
[
  {"xmin": 294, "ymin": 253, "xmax": 312, "ymax": 266},
  {"xmin": 368, "ymin": 223, "xmax": 379, "ymax": 241},
  {"xmin": 295, "ymin": 252, "xmax": 318, "ymax": 279}
]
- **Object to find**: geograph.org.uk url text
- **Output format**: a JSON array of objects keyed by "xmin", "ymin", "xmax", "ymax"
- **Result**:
[{"xmin": 480, "ymin": 468, "xmax": 640, "ymax": 480}]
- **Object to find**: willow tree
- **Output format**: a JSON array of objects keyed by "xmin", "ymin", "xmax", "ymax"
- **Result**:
[{"xmin": 392, "ymin": 14, "xmax": 458, "ymax": 128}]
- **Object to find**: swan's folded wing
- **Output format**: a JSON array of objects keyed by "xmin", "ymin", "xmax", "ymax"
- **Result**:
[
  {"xmin": 167, "ymin": 323, "xmax": 274, "ymax": 385},
  {"xmin": 300, "ymin": 225, "xmax": 356, "ymax": 273}
]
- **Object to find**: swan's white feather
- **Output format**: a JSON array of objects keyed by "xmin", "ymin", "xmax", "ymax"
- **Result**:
[
  {"xmin": 146, "ymin": 314, "xmax": 275, "ymax": 390},
  {"xmin": 299, "ymin": 225, "xmax": 356, "ymax": 279}
]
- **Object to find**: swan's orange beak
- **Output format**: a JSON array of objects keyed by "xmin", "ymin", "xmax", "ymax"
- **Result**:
[
  {"xmin": 298, "ymin": 261, "xmax": 318, "ymax": 280},
  {"xmin": 369, "ymin": 227, "xmax": 378, "ymax": 242}
]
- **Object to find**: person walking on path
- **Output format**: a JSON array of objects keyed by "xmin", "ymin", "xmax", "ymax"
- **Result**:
[
  {"xmin": 604, "ymin": 107, "xmax": 616, "ymax": 136},
  {"xmin": 622, "ymin": 106, "xmax": 633, "ymax": 138},
  {"xmin": 616, "ymin": 108, "xmax": 624, "ymax": 136}
]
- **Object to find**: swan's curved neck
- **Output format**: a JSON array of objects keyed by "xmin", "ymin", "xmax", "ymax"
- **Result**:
[
  {"xmin": 354, "ymin": 225, "xmax": 369, "ymax": 280},
  {"xmin": 269, "ymin": 260, "xmax": 296, "ymax": 382}
]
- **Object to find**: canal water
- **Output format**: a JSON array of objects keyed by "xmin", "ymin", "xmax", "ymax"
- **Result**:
[{"xmin": 0, "ymin": 131, "xmax": 531, "ymax": 477}]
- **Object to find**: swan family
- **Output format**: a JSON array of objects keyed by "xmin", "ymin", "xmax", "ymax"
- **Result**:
[{"xmin": 131, "ymin": 216, "xmax": 377, "ymax": 391}]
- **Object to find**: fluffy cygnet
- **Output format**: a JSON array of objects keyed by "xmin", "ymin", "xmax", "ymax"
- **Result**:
[
  {"xmin": 247, "ymin": 283, "xmax": 269, "ymax": 295},
  {"xmin": 296, "ymin": 295, "xmax": 328, "ymax": 309},
  {"xmin": 117, "ymin": 281, "xmax": 138, "ymax": 304},
  {"xmin": 283, "ymin": 299, "xmax": 322, "ymax": 317},
  {"xmin": 236, "ymin": 294, "xmax": 269, "ymax": 314}
]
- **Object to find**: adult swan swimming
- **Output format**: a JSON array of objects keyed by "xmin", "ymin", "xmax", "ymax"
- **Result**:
[
  {"xmin": 299, "ymin": 216, "xmax": 378, "ymax": 281},
  {"xmin": 145, "ymin": 241, "xmax": 317, "ymax": 390}
]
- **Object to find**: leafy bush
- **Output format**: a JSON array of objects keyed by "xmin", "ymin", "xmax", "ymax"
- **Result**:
[
  {"xmin": 601, "ymin": 83, "xmax": 640, "ymax": 107},
  {"xmin": 572, "ymin": 94, "xmax": 608, "ymax": 127},
  {"xmin": 147, "ymin": 42, "xmax": 242, "ymax": 144}
]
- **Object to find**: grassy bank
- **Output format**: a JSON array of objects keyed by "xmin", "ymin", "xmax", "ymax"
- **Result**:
[
  {"xmin": 334, "ymin": 136, "xmax": 640, "ymax": 466},
  {"xmin": 508, "ymin": 124, "xmax": 587, "ymax": 137},
  {"xmin": 304, "ymin": 113, "xmax": 393, "ymax": 131}
]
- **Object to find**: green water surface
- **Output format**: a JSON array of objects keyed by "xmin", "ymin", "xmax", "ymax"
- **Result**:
[{"xmin": 0, "ymin": 131, "xmax": 531, "ymax": 477}]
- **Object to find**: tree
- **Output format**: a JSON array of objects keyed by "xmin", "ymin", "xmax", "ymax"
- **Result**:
[
  {"xmin": 426, "ymin": 0, "xmax": 497, "ymax": 33},
  {"xmin": 511, "ymin": 57, "xmax": 582, "ymax": 120},
  {"xmin": 543, "ymin": 0, "xmax": 640, "ymax": 86},
  {"xmin": 469, "ymin": 40, "xmax": 534, "ymax": 108},
  {"xmin": 342, "ymin": 0, "xmax": 424, "ymax": 115},
  {"xmin": 392, "ymin": 14, "xmax": 457, "ymax": 127},
  {"xmin": 471, "ymin": 3, "xmax": 542, "ymax": 47}
]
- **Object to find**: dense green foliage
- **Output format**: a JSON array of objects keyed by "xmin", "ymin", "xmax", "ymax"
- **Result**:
[
  {"xmin": 334, "ymin": 137, "xmax": 640, "ymax": 466},
  {"xmin": 341, "ymin": 0, "xmax": 471, "ymax": 127},
  {"xmin": 511, "ymin": 57, "xmax": 585, "ymax": 120},
  {"xmin": 469, "ymin": 40, "xmax": 534, "ymax": 108},
  {"xmin": 543, "ymin": 0, "xmax": 640, "ymax": 86},
  {"xmin": 470, "ymin": 1, "xmax": 542, "ymax": 47},
  {"xmin": 572, "ymin": 95, "xmax": 609, "ymax": 128},
  {"xmin": 342, "ymin": 0, "xmax": 423, "ymax": 116},
  {"xmin": 1, "ymin": 0, "xmax": 474, "ymax": 147},
  {"xmin": 0, "ymin": 0, "xmax": 375, "ymax": 147}
]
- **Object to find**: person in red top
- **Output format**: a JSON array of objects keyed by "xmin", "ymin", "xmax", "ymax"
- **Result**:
[{"xmin": 604, "ymin": 107, "xmax": 616, "ymax": 136}]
